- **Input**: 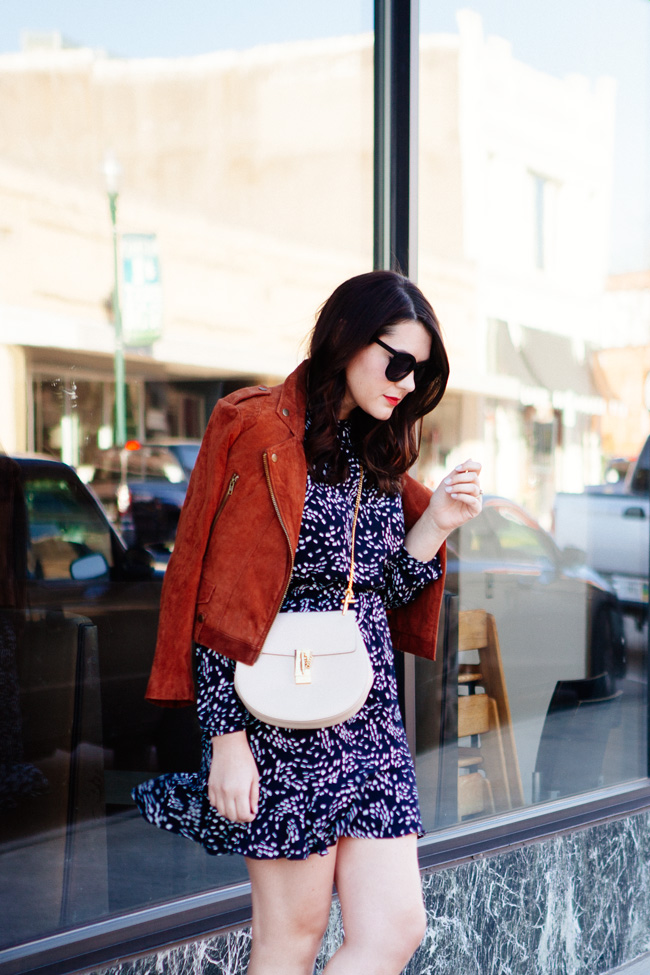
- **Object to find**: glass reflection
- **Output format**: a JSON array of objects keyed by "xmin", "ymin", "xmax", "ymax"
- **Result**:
[
  {"xmin": 0, "ymin": 0, "xmax": 648, "ymax": 954},
  {"xmin": 0, "ymin": 1, "xmax": 372, "ymax": 950},
  {"xmin": 416, "ymin": 0, "xmax": 649, "ymax": 831}
]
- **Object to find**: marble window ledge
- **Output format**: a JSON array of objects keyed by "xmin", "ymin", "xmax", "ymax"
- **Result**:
[{"xmin": 87, "ymin": 809, "xmax": 650, "ymax": 975}]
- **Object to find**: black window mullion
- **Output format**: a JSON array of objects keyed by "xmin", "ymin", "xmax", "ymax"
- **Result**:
[{"xmin": 374, "ymin": 0, "xmax": 419, "ymax": 278}]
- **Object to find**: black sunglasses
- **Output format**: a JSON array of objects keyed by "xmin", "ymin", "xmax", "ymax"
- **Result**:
[{"xmin": 374, "ymin": 337, "xmax": 431, "ymax": 384}]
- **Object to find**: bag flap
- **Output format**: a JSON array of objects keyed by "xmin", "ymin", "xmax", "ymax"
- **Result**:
[{"xmin": 259, "ymin": 609, "xmax": 363, "ymax": 658}]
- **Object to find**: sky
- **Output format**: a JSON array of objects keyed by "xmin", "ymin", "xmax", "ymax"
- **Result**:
[{"xmin": 0, "ymin": 0, "xmax": 648, "ymax": 271}]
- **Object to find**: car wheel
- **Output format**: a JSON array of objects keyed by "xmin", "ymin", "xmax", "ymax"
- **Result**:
[{"xmin": 590, "ymin": 603, "xmax": 626, "ymax": 687}]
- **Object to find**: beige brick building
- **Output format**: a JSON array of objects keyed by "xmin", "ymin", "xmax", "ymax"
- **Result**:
[{"xmin": 0, "ymin": 14, "xmax": 617, "ymax": 520}]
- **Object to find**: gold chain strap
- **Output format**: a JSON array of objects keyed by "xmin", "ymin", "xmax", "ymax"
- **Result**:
[{"xmin": 341, "ymin": 467, "xmax": 365, "ymax": 615}]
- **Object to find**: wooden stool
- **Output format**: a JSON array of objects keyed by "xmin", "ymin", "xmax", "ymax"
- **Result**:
[{"xmin": 457, "ymin": 609, "xmax": 523, "ymax": 818}]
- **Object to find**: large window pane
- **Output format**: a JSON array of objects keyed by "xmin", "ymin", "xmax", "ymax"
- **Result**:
[
  {"xmin": 0, "ymin": 1, "xmax": 372, "ymax": 948},
  {"xmin": 416, "ymin": 0, "xmax": 649, "ymax": 830}
]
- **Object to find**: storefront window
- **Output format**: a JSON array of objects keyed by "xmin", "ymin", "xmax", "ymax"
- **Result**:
[
  {"xmin": 1, "ymin": 0, "xmax": 649, "ymax": 966},
  {"xmin": 32, "ymin": 375, "xmax": 140, "ymax": 467},
  {"xmin": 416, "ymin": 0, "xmax": 650, "ymax": 830},
  {"xmin": 0, "ymin": 0, "xmax": 372, "ymax": 952}
]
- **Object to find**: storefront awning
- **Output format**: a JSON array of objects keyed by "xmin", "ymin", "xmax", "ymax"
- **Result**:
[
  {"xmin": 491, "ymin": 320, "xmax": 539, "ymax": 389},
  {"xmin": 489, "ymin": 320, "xmax": 605, "ymax": 415},
  {"xmin": 520, "ymin": 327, "xmax": 600, "ymax": 401}
]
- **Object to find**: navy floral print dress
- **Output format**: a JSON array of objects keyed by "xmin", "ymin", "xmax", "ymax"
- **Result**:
[{"xmin": 133, "ymin": 422, "xmax": 441, "ymax": 859}]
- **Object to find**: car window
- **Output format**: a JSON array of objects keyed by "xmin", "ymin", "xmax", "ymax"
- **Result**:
[
  {"xmin": 89, "ymin": 466, "xmax": 121, "ymax": 484},
  {"xmin": 88, "ymin": 447, "xmax": 188, "ymax": 485},
  {"xmin": 120, "ymin": 447, "xmax": 186, "ymax": 483},
  {"xmin": 23, "ymin": 473, "xmax": 113, "ymax": 580},
  {"xmin": 85, "ymin": 451, "xmax": 122, "ymax": 486},
  {"xmin": 457, "ymin": 514, "xmax": 501, "ymax": 561},
  {"xmin": 169, "ymin": 443, "xmax": 200, "ymax": 475},
  {"xmin": 138, "ymin": 448, "xmax": 186, "ymax": 483},
  {"xmin": 630, "ymin": 440, "xmax": 650, "ymax": 494},
  {"xmin": 486, "ymin": 506, "xmax": 556, "ymax": 566}
]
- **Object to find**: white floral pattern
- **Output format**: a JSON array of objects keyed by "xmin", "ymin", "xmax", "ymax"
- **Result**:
[{"xmin": 133, "ymin": 422, "xmax": 441, "ymax": 859}]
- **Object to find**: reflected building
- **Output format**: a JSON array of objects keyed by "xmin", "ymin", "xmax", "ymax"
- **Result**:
[
  {"xmin": 0, "ymin": 14, "xmax": 617, "ymax": 527},
  {"xmin": 417, "ymin": 12, "xmax": 617, "ymax": 524},
  {"xmin": 596, "ymin": 270, "xmax": 650, "ymax": 458},
  {"xmin": 3, "ymin": 10, "xmax": 650, "ymax": 974}
]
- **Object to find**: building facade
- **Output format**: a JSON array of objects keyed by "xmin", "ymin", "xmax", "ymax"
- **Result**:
[
  {"xmin": 1, "ymin": 3, "xmax": 650, "ymax": 974},
  {"xmin": 0, "ymin": 12, "xmax": 617, "ymax": 528}
]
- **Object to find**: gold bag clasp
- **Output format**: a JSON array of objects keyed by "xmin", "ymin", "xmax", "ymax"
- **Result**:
[{"xmin": 294, "ymin": 649, "xmax": 313, "ymax": 684}]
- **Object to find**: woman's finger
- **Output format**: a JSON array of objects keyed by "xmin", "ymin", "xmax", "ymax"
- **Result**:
[
  {"xmin": 234, "ymin": 793, "xmax": 256, "ymax": 822},
  {"xmin": 447, "ymin": 472, "xmax": 481, "ymax": 485},
  {"xmin": 214, "ymin": 779, "xmax": 258, "ymax": 821},
  {"xmin": 453, "ymin": 458, "xmax": 482, "ymax": 474},
  {"xmin": 445, "ymin": 479, "xmax": 481, "ymax": 493},
  {"xmin": 445, "ymin": 469, "xmax": 481, "ymax": 484},
  {"xmin": 220, "ymin": 792, "xmax": 242, "ymax": 822},
  {"xmin": 449, "ymin": 491, "xmax": 482, "ymax": 504},
  {"xmin": 445, "ymin": 476, "xmax": 482, "ymax": 495},
  {"xmin": 448, "ymin": 479, "xmax": 482, "ymax": 494},
  {"xmin": 250, "ymin": 775, "xmax": 260, "ymax": 817},
  {"xmin": 214, "ymin": 792, "xmax": 229, "ymax": 818},
  {"xmin": 207, "ymin": 781, "xmax": 219, "ymax": 808}
]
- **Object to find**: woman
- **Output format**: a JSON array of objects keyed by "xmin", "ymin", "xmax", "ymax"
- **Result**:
[{"xmin": 135, "ymin": 270, "xmax": 482, "ymax": 975}]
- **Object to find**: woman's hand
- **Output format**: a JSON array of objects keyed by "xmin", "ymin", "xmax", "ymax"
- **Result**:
[
  {"xmin": 427, "ymin": 458, "xmax": 483, "ymax": 535},
  {"xmin": 404, "ymin": 458, "xmax": 482, "ymax": 562},
  {"xmin": 208, "ymin": 730, "xmax": 259, "ymax": 823}
]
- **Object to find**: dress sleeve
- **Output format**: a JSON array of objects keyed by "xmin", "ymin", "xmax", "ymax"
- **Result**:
[
  {"xmin": 383, "ymin": 546, "xmax": 443, "ymax": 610},
  {"xmin": 195, "ymin": 645, "xmax": 248, "ymax": 736}
]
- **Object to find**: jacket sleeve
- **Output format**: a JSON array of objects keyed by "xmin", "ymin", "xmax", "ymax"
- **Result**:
[
  {"xmin": 388, "ymin": 474, "xmax": 447, "ymax": 661},
  {"xmin": 145, "ymin": 399, "xmax": 243, "ymax": 705}
]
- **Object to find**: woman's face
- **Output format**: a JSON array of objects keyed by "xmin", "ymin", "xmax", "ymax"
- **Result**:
[{"xmin": 339, "ymin": 319, "xmax": 432, "ymax": 421}]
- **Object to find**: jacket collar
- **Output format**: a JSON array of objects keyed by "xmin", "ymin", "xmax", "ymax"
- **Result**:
[{"xmin": 275, "ymin": 360, "xmax": 309, "ymax": 439}]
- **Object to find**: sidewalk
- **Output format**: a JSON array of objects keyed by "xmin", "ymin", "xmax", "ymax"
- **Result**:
[{"xmin": 606, "ymin": 953, "xmax": 650, "ymax": 974}]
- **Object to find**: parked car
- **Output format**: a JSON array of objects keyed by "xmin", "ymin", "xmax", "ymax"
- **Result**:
[
  {"xmin": 603, "ymin": 456, "xmax": 635, "ymax": 488},
  {"xmin": 155, "ymin": 439, "xmax": 202, "ymax": 476},
  {"xmin": 554, "ymin": 436, "xmax": 650, "ymax": 614},
  {"xmin": 0, "ymin": 454, "xmax": 206, "ymax": 944},
  {"xmin": 3, "ymin": 454, "xmax": 200, "ymax": 780},
  {"xmin": 447, "ymin": 495, "xmax": 626, "ymax": 685},
  {"xmin": 443, "ymin": 495, "xmax": 627, "ymax": 801},
  {"xmin": 82, "ymin": 439, "xmax": 201, "ymax": 551}
]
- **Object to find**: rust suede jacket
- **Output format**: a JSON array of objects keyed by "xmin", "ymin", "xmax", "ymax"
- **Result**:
[{"xmin": 145, "ymin": 361, "xmax": 446, "ymax": 706}]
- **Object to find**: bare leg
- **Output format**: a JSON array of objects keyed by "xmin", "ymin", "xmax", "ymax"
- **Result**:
[
  {"xmin": 245, "ymin": 849, "xmax": 338, "ymax": 975},
  {"xmin": 322, "ymin": 834, "xmax": 426, "ymax": 975}
]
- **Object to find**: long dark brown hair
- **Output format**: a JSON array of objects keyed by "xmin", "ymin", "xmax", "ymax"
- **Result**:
[{"xmin": 305, "ymin": 270, "xmax": 449, "ymax": 494}]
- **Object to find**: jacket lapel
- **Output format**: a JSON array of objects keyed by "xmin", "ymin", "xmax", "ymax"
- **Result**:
[{"xmin": 263, "ymin": 437, "xmax": 308, "ymax": 554}]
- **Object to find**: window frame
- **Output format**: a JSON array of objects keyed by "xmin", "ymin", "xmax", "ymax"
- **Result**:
[
  {"xmin": 2, "ymin": 2, "xmax": 649, "ymax": 973},
  {"xmin": 4, "ymin": 783, "xmax": 650, "ymax": 975}
]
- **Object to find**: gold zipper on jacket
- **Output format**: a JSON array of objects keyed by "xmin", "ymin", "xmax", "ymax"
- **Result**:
[
  {"xmin": 263, "ymin": 451, "xmax": 295, "ymax": 606},
  {"xmin": 207, "ymin": 472, "xmax": 239, "ymax": 546}
]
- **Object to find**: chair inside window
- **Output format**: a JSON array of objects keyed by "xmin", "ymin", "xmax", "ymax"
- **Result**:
[{"xmin": 457, "ymin": 609, "xmax": 524, "ymax": 819}]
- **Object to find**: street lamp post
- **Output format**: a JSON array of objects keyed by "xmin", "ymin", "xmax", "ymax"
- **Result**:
[{"xmin": 103, "ymin": 151, "xmax": 127, "ymax": 447}]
